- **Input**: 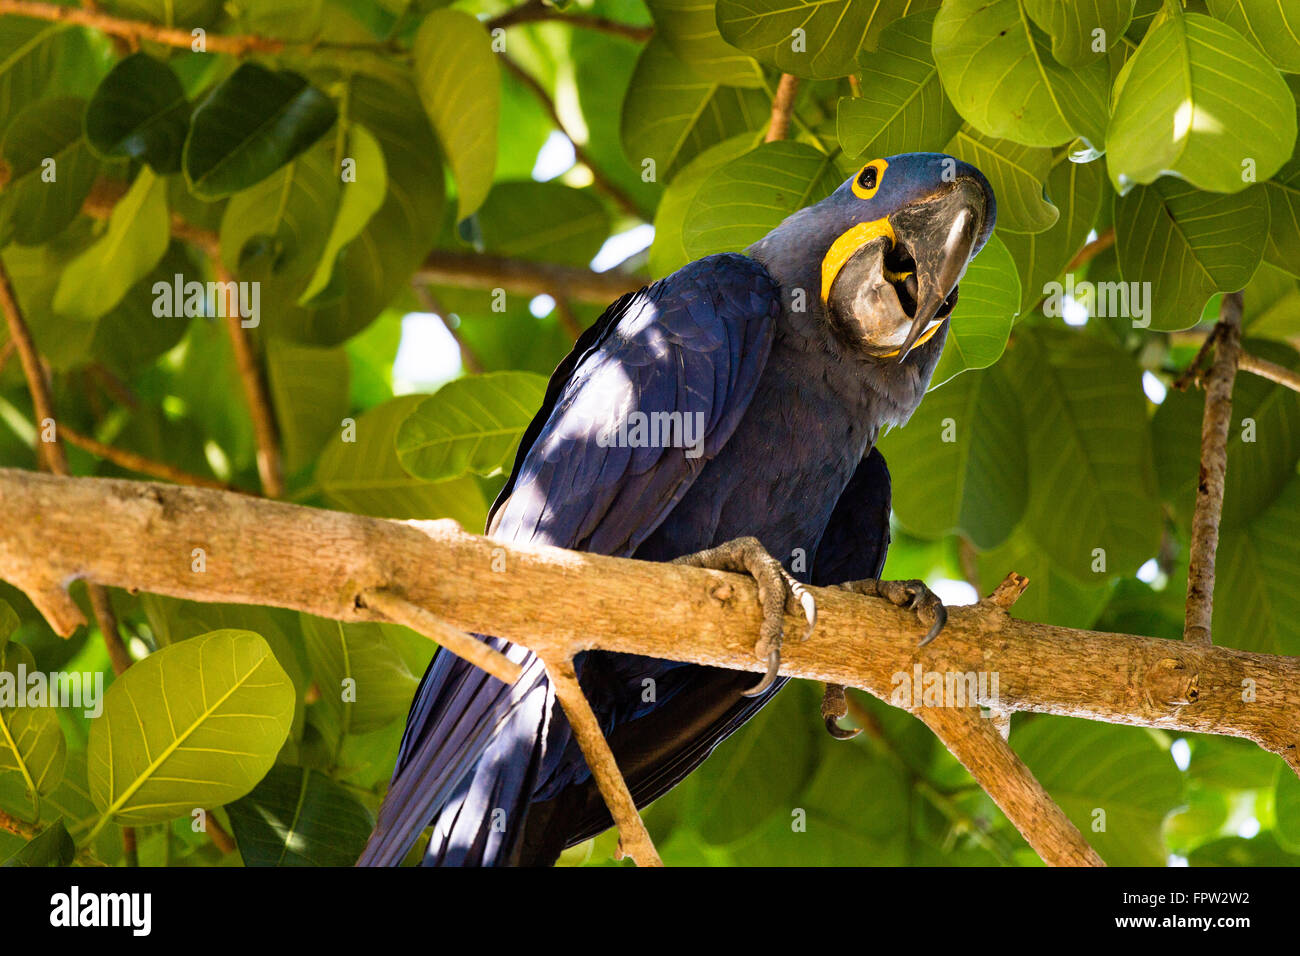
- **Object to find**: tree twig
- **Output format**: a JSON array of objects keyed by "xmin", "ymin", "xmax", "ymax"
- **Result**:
[
  {"xmin": 1238, "ymin": 349, "xmax": 1300, "ymax": 394},
  {"xmin": 542, "ymin": 655, "xmax": 662, "ymax": 866},
  {"xmin": 764, "ymin": 74, "xmax": 800, "ymax": 143},
  {"xmin": 1065, "ymin": 226, "xmax": 1115, "ymax": 272},
  {"xmin": 60, "ymin": 425, "xmax": 237, "ymax": 492},
  {"xmin": 1183, "ymin": 291, "xmax": 1242, "ymax": 646},
  {"xmin": 486, "ymin": 0, "xmax": 654, "ymax": 43}
]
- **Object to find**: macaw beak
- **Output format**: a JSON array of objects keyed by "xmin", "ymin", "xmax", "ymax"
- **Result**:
[{"xmin": 888, "ymin": 178, "xmax": 989, "ymax": 362}]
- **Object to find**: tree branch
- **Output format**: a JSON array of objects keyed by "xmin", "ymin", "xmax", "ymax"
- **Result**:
[
  {"xmin": 1238, "ymin": 348, "xmax": 1300, "ymax": 394},
  {"xmin": 764, "ymin": 74, "xmax": 800, "ymax": 143},
  {"xmin": 4, "ymin": 469, "xmax": 1300, "ymax": 867},
  {"xmin": 60, "ymin": 425, "xmax": 237, "ymax": 492},
  {"xmin": 1183, "ymin": 291, "xmax": 1242, "ymax": 645},
  {"xmin": 486, "ymin": 0, "xmax": 654, "ymax": 43}
]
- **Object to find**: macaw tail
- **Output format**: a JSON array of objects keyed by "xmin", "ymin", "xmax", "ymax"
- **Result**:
[{"xmin": 357, "ymin": 640, "xmax": 550, "ymax": 867}]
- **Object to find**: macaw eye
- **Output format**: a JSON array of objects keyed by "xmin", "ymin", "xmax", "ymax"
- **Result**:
[{"xmin": 852, "ymin": 159, "xmax": 887, "ymax": 200}]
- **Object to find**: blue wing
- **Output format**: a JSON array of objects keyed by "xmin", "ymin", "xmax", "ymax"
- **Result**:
[
  {"xmin": 510, "ymin": 447, "xmax": 895, "ymax": 859},
  {"xmin": 359, "ymin": 253, "xmax": 780, "ymax": 866}
]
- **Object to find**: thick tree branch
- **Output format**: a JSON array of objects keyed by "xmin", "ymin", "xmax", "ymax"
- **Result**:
[
  {"xmin": 1183, "ymin": 291, "xmax": 1242, "ymax": 645},
  {"xmin": 4, "ymin": 469, "xmax": 1300, "ymax": 862}
]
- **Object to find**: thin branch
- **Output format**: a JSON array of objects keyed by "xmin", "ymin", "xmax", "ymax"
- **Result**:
[
  {"xmin": 499, "ymin": 55, "xmax": 643, "ymax": 220},
  {"xmin": 1238, "ymin": 349, "xmax": 1300, "ymax": 394},
  {"xmin": 917, "ymin": 705, "xmax": 1103, "ymax": 866},
  {"xmin": 360, "ymin": 588, "xmax": 523, "ymax": 685},
  {"xmin": 60, "ymin": 425, "xmax": 237, "ymax": 492},
  {"xmin": 552, "ymin": 297, "xmax": 583, "ymax": 342},
  {"xmin": 0, "ymin": 0, "xmax": 398, "ymax": 56},
  {"xmin": 1065, "ymin": 226, "xmax": 1115, "ymax": 272},
  {"xmin": 1183, "ymin": 291, "xmax": 1242, "ymax": 646},
  {"xmin": 412, "ymin": 283, "xmax": 486, "ymax": 374},
  {"xmin": 764, "ymin": 74, "xmax": 800, "ymax": 143},
  {"xmin": 542, "ymin": 655, "xmax": 662, "ymax": 866},
  {"xmin": 486, "ymin": 0, "xmax": 654, "ymax": 43},
  {"xmin": 215, "ymin": 266, "xmax": 284, "ymax": 498}
]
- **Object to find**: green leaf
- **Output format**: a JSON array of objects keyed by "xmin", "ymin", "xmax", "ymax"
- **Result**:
[
  {"xmin": 682, "ymin": 140, "xmax": 843, "ymax": 258},
  {"xmin": 1276, "ymin": 765, "xmax": 1300, "ymax": 853},
  {"xmin": 226, "ymin": 763, "xmax": 374, "ymax": 866},
  {"xmin": 1205, "ymin": 0, "xmax": 1300, "ymax": 73},
  {"xmin": 0, "ymin": 17, "xmax": 93, "ymax": 134},
  {"xmin": 0, "ymin": 96, "xmax": 98, "ymax": 246},
  {"xmin": 978, "ymin": 529, "xmax": 1114, "ymax": 628},
  {"xmin": 1013, "ymin": 716, "xmax": 1182, "ymax": 866},
  {"xmin": 1263, "ymin": 83, "xmax": 1300, "ymax": 276},
  {"xmin": 1023, "ymin": 0, "xmax": 1134, "ymax": 67},
  {"xmin": 266, "ymin": 338, "xmax": 351, "ymax": 475},
  {"xmin": 620, "ymin": 36, "xmax": 768, "ymax": 181},
  {"xmin": 649, "ymin": 132, "xmax": 761, "ymax": 277},
  {"xmin": 999, "ymin": 156, "xmax": 1106, "ymax": 315},
  {"xmin": 880, "ymin": 362, "xmax": 1027, "ymax": 549},
  {"xmin": 397, "ymin": 371, "xmax": 548, "ymax": 482},
  {"xmin": 315, "ymin": 394, "xmax": 488, "ymax": 527},
  {"xmin": 930, "ymin": 233, "xmax": 1021, "ymax": 386},
  {"xmin": 946, "ymin": 127, "xmax": 1058, "ymax": 233},
  {"xmin": 0, "ymin": 640, "xmax": 67, "ymax": 817},
  {"xmin": 472, "ymin": 181, "xmax": 610, "ymax": 267},
  {"xmin": 2, "ymin": 819, "xmax": 73, "ymax": 867},
  {"xmin": 933, "ymin": 0, "xmax": 1110, "ymax": 148},
  {"xmin": 297, "ymin": 124, "xmax": 387, "ymax": 304},
  {"xmin": 836, "ymin": 10, "xmax": 962, "ymax": 162},
  {"xmin": 184, "ymin": 62, "xmax": 337, "ymax": 200},
  {"xmin": 1114, "ymin": 179, "xmax": 1268, "ymax": 331},
  {"xmin": 87, "ymin": 629, "xmax": 294, "ymax": 828},
  {"xmin": 716, "ymin": 0, "xmax": 939, "ymax": 80},
  {"xmin": 1106, "ymin": 11, "xmax": 1297, "ymax": 194},
  {"xmin": 412, "ymin": 9, "xmax": 498, "ymax": 219},
  {"xmin": 299, "ymin": 615, "xmax": 418, "ymax": 736},
  {"xmin": 52, "ymin": 166, "xmax": 169, "ymax": 321},
  {"xmin": 646, "ymin": 0, "xmax": 762, "ymax": 86},
  {"xmin": 1004, "ymin": 327, "xmax": 1162, "ymax": 581},
  {"xmin": 84, "ymin": 52, "xmax": 189, "ymax": 173}
]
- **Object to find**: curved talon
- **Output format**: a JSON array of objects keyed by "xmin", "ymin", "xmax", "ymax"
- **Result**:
[
  {"xmin": 824, "ymin": 715, "xmax": 862, "ymax": 740},
  {"xmin": 742, "ymin": 648, "xmax": 781, "ymax": 697},
  {"xmin": 918, "ymin": 601, "xmax": 947, "ymax": 646},
  {"xmin": 793, "ymin": 583, "xmax": 817, "ymax": 641}
]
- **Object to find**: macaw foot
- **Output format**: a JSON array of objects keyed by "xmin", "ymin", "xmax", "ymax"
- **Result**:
[
  {"xmin": 838, "ymin": 578, "xmax": 947, "ymax": 646},
  {"xmin": 821, "ymin": 682, "xmax": 861, "ymax": 740},
  {"xmin": 672, "ymin": 536, "xmax": 815, "ymax": 697}
]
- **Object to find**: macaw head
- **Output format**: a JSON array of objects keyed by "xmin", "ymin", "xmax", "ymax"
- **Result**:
[{"xmin": 749, "ymin": 152, "xmax": 996, "ymax": 362}]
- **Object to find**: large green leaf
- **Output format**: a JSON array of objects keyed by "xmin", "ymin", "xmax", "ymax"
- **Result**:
[
  {"xmin": 1107, "ymin": 10, "xmax": 1296, "ymax": 193},
  {"xmin": 87, "ymin": 629, "xmax": 294, "ymax": 828},
  {"xmin": 314, "ymin": 394, "xmax": 488, "ymax": 527},
  {"xmin": 0, "ymin": 17, "xmax": 95, "ymax": 134},
  {"xmin": 1205, "ymin": 0, "xmax": 1300, "ymax": 73},
  {"xmin": 682, "ymin": 140, "xmax": 842, "ymax": 257},
  {"xmin": 978, "ymin": 529, "xmax": 1114, "ymax": 629},
  {"xmin": 1, "ymin": 819, "xmax": 74, "ymax": 867},
  {"xmin": 397, "ymin": 371, "xmax": 547, "ymax": 482},
  {"xmin": 620, "ymin": 36, "xmax": 768, "ymax": 181},
  {"xmin": 84, "ymin": 52, "xmax": 189, "ymax": 173},
  {"xmin": 1013, "ymin": 716, "xmax": 1182, "ymax": 866},
  {"xmin": 412, "ymin": 9, "xmax": 498, "ymax": 219},
  {"xmin": 880, "ymin": 361, "xmax": 1027, "ymax": 549},
  {"xmin": 836, "ymin": 10, "xmax": 962, "ymax": 161},
  {"xmin": 266, "ymin": 338, "xmax": 351, "ymax": 475},
  {"xmin": 299, "ymin": 615, "xmax": 418, "ymax": 736},
  {"xmin": 716, "ymin": 0, "xmax": 939, "ymax": 80},
  {"xmin": 52, "ymin": 166, "xmax": 169, "ymax": 321},
  {"xmin": 946, "ymin": 127, "xmax": 1058, "ymax": 233},
  {"xmin": 472, "ymin": 181, "xmax": 610, "ymax": 267},
  {"xmin": 1114, "ymin": 179, "xmax": 1268, "ymax": 331},
  {"xmin": 0, "ymin": 96, "xmax": 98, "ymax": 246},
  {"xmin": 1023, "ymin": 0, "xmax": 1134, "ymax": 67},
  {"xmin": 0, "ymin": 611, "xmax": 66, "ymax": 818},
  {"xmin": 932, "ymin": 0, "xmax": 1110, "ymax": 148},
  {"xmin": 184, "ymin": 62, "xmax": 337, "ymax": 200},
  {"xmin": 999, "ymin": 155, "xmax": 1106, "ymax": 315},
  {"xmin": 646, "ymin": 0, "xmax": 762, "ymax": 86},
  {"xmin": 226, "ymin": 763, "xmax": 374, "ymax": 866},
  {"xmin": 1004, "ymin": 327, "xmax": 1162, "ymax": 581},
  {"xmin": 930, "ymin": 233, "xmax": 1021, "ymax": 386}
]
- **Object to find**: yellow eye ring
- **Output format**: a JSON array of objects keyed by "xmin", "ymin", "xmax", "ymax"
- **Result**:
[{"xmin": 852, "ymin": 159, "xmax": 887, "ymax": 200}]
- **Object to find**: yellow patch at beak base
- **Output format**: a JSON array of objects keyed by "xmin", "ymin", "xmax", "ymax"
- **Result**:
[{"xmin": 820, "ymin": 218, "xmax": 895, "ymax": 303}]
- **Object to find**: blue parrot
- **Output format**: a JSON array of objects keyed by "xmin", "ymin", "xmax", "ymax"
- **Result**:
[{"xmin": 360, "ymin": 152, "xmax": 996, "ymax": 866}]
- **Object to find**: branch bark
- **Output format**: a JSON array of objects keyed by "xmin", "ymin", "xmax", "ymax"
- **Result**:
[
  {"xmin": 1183, "ymin": 291, "xmax": 1242, "ymax": 645},
  {"xmin": 486, "ymin": 0, "xmax": 654, "ymax": 42},
  {"xmin": 3, "ymin": 470, "xmax": 1299, "ymax": 806},
  {"xmin": 764, "ymin": 74, "xmax": 800, "ymax": 143},
  {"xmin": 1238, "ymin": 349, "xmax": 1300, "ymax": 394}
]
